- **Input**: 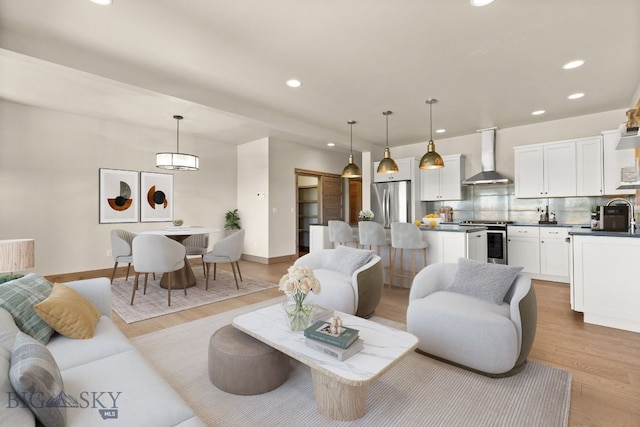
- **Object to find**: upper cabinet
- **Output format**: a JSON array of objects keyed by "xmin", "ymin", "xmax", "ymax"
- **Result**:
[
  {"xmin": 514, "ymin": 134, "xmax": 634, "ymax": 198},
  {"xmin": 420, "ymin": 154, "xmax": 465, "ymax": 201},
  {"xmin": 514, "ymin": 141, "xmax": 576, "ymax": 198},
  {"xmin": 373, "ymin": 157, "xmax": 414, "ymax": 182},
  {"xmin": 602, "ymin": 129, "xmax": 636, "ymax": 195},
  {"xmin": 576, "ymin": 136, "xmax": 603, "ymax": 196}
]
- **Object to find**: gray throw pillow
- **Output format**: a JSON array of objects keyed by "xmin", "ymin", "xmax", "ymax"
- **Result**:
[
  {"xmin": 445, "ymin": 258, "xmax": 523, "ymax": 304},
  {"xmin": 328, "ymin": 246, "xmax": 374, "ymax": 276},
  {"xmin": 0, "ymin": 273, "xmax": 54, "ymax": 344},
  {"xmin": 9, "ymin": 332, "xmax": 67, "ymax": 427}
]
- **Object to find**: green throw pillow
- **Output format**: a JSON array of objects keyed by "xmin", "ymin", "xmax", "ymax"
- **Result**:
[
  {"xmin": 9, "ymin": 332, "xmax": 67, "ymax": 427},
  {"xmin": 0, "ymin": 273, "xmax": 54, "ymax": 344}
]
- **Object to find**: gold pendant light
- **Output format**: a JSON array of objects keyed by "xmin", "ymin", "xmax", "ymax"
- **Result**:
[
  {"xmin": 419, "ymin": 99, "xmax": 444, "ymax": 170},
  {"xmin": 376, "ymin": 110, "xmax": 399, "ymax": 174},
  {"xmin": 341, "ymin": 120, "xmax": 362, "ymax": 178}
]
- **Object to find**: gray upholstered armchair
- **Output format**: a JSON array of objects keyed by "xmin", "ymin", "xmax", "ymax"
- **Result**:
[
  {"xmin": 406, "ymin": 261, "xmax": 537, "ymax": 377},
  {"xmin": 294, "ymin": 247, "xmax": 384, "ymax": 318}
]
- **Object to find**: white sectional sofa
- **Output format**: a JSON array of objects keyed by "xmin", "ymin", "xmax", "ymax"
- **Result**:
[{"xmin": 0, "ymin": 275, "xmax": 204, "ymax": 427}]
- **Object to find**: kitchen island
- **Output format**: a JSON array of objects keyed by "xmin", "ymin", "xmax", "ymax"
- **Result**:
[
  {"xmin": 569, "ymin": 226, "xmax": 640, "ymax": 333},
  {"xmin": 309, "ymin": 224, "xmax": 487, "ymax": 288}
]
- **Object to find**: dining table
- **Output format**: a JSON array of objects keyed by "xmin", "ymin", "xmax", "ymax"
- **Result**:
[{"xmin": 139, "ymin": 226, "xmax": 220, "ymax": 289}]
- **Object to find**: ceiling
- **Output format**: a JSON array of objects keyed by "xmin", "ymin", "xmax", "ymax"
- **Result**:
[{"xmin": 0, "ymin": 0, "xmax": 639, "ymax": 154}]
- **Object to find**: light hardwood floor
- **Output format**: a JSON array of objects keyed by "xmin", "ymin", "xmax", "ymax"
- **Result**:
[{"xmin": 53, "ymin": 260, "xmax": 640, "ymax": 427}]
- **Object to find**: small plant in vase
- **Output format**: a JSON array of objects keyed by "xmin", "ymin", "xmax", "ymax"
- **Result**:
[
  {"xmin": 358, "ymin": 210, "xmax": 374, "ymax": 221},
  {"xmin": 224, "ymin": 209, "xmax": 241, "ymax": 230},
  {"xmin": 279, "ymin": 265, "xmax": 321, "ymax": 331}
]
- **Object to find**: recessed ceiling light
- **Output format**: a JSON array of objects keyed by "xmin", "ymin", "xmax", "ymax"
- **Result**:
[
  {"xmin": 562, "ymin": 60, "xmax": 584, "ymax": 70},
  {"xmin": 89, "ymin": 0, "xmax": 112, "ymax": 5},
  {"xmin": 327, "ymin": 142, "xmax": 335, "ymax": 147},
  {"xmin": 436, "ymin": 129, "xmax": 446, "ymax": 134},
  {"xmin": 286, "ymin": 79, "xmax": 301, "ymax": 88},
  {"xmin": 470, "ymin": 0, "xmax": 494, "ymax": 6},
  {"xmin": 567, "ymin": 93, "xmax": 585, "ymax": 100},
  {"xmin": 532, "ymin": 110, "xmax": 546, "ymax": 116}
]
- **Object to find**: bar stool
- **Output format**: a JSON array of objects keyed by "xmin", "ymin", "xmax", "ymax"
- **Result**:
[
  {"xmin": 358, "ymin": 221, "xmax": 391, "ymax": 267},
  {"xmin": 328, "ymin": 220, "xmax": 358, "ymax": 248},
  {"xmin": 389, "ymin": 222, "xmax": 428, "ymax": 288}
]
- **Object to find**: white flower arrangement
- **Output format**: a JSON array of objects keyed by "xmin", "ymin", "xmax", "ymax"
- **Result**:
[
  {"xmin": 279, "ymin": 265, "xmax": 321, "ymax": 331},
  {"xmin": 358, "ymin": 210, "xmax": 374, "ymax": 221},
  {"xmin": 278, "ymin": 265, "xmax": 321, "ymax": 297}
]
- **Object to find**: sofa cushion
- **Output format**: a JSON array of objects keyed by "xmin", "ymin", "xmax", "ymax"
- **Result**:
[
  {"xmin": 1, "ymin": 345, "xmax": 35, "ymax": 426},
  {"xmin": 34, "ymin": 283, "xmax": 101, "ymax": 339},
  {"xmin": 9, "ymin": 332, "xmax": 66, "ymax": 427},
  {"xmin": 60, "ymin": 349, "xmax": 198, "ymax": 426},
  {"xmin": 329, "ymin": 245, "xmax": 374, "ymax": 276},
  {"xmin": 0, "ymin": 307, "xmax": 20, "ymax": 352},
  {"xmin": 46, "ymin": 316, "xmax": 134, "ymax": 371},
  {"xmin": 0, "ymin": 273, "xmax": 55, "ymax": 344},
  {"xmin": 445, "ymin": 258, "xmax": 523, "ymax": 304}
]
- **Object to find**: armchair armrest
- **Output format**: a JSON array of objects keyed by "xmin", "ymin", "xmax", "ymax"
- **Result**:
[
  {"xmin": 504, "ymin": 274, "xmax": 537, "ymax": 364},
  {"xmin": 62, "ymin": 277, "xmax": 112, "ymax": 318},
  {"xmin": 408, "ymin": 263, "xmax": 457, "ymax": 302},
  {"xmin": 353, "ymin": 256, "xmax": 384, "ymax": 318}
]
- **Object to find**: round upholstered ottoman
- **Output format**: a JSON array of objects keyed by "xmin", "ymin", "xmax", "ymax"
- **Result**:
[{"xmin": 208, "ymin": 324, "xmax": 290, "ymax": 395}]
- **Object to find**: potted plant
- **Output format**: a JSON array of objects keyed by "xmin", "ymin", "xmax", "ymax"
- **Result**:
[{"xmin": 225, "ymin": 209, "xmax": 241, "ymax": 231}]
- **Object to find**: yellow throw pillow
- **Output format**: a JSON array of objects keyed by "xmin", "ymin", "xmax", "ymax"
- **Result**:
[{"xmin": 34, "ymin": 283, "xmax": 101, "ymax": 339}]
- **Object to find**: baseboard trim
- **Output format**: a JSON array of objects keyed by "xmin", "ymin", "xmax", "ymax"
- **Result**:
[
  {"xmin": 241, "ymin": 254, "xmax": 297, "ymax": 265},
  {"xmin": 45, "ymin": 255, "xmax": 296, "ymax": 283}
]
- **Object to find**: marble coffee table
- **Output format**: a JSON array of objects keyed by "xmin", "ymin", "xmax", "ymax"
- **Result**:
[{"xmin": 232, "ymin": 304, "xmax": 418, "ymax": 421}]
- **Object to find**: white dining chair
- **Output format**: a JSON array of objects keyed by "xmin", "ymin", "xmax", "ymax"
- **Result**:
[
  {"xmin": 203, "ymin": 229, "xmax": 245, "ymax": 290},
  {"xmin": 182, "ymin": 226, "xmax": 209, "ymax": 276},
  {"xmin": 390, "ymin": 222, "xmax": 428, "ymax": 288},
  {"xmin": 110, "ymin": 229, "xmax": 137, "ymax": 283},
  {"xmin": 131, "ymin": 234, "xmax": 186, "ymax": 306}
]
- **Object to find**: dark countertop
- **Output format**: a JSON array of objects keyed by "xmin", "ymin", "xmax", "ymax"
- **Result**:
[
  {"xmin": 418, "ymin": 224, "xmax": 487, "ymax": 233},
  {"xmin": 568, "ymin": 226, "xmax": 640, "ymax": 238},
  {"xmin": 508, "ymin": 222, "xmax": 581, "ymax": 228}
]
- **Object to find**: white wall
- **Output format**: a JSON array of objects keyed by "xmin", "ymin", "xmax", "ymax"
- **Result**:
[
  {"xmin": 237, "ymin": 138, "xmax": 270, "ymax": 259},
  {"xmin": 268, "ymin": 138, "xmax": 348, "ymax": 259},
  {"xmin": 0, "ymin": 99, "xmax": 237, "ymax": 275}
]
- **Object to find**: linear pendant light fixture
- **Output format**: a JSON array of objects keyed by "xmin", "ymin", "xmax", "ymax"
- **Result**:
[
  {"xmin": 377, "ymin": 110, "xmax": 399, "ymax": 174},
  {"xmin": 156, "ymin": 115, "xmax": 199, "ymax": 171},
  {"xmin": 419, "ymin": 99, "xmax": 444, "ymax": 170},
  {"xmin": 341, "ymin": 120, "xmax": 362, "ymax": 178}
]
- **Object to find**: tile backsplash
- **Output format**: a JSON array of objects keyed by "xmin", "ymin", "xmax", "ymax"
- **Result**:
[{"xmin": 422, "ymin": 184, "xmax": 636, "ymax": 225}]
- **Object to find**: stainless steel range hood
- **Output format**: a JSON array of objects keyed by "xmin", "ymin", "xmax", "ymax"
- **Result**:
[{"xmin": 462, "ymin": 128, "xmax": 511, "ymax": 185}]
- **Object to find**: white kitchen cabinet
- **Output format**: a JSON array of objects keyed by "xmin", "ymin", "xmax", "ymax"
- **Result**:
[
  {"xmin": 576, "ymin": 136, "xmax": 603, "ymax": 196},
  {"xmin": 507, "ymin": 226, "xmax": 540, "ymax": 274},
  {"xmin": 423, "ymin": 229, "xmax": 487, "ymax": 264},
  {"xmin": 602, "ymin": 129, "xmax": 636, "ymax": 195},
  {"xmin": 571, "ymin": 234, "xmax": 640, "ymax": 332},
  {"xmin": 508, "ymin": 225, "xmax": 570, "ymax": 282},
  {"xmin": 514, "ymin": 141, "xmax": 576, "ymax": 198},
  {"xmin": 467, "ymin": 230, "xmax": 488, "ymax": 262},
  {"xmin": 539, "ymin": 227, "xmax": 570, "ymax": 279},
  {"xmin": 373, "ymin": 157, "xmax": 414, "ymax": 182},
  {"xmin": 419, "ymin": 154, "xmax": 465, "ymax": 201}
]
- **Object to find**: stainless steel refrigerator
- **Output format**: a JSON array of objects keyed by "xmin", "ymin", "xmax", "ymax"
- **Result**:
[{"xmin": 370, "ymin": 181, "xmax": 411, "ymax": 227}]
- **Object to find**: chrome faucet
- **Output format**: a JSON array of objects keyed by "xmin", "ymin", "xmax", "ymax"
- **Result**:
[{"xmin": 606, "ymin": 198, "xmax": 636, "ymax": 232}]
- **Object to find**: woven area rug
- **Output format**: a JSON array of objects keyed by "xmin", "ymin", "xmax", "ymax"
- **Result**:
[
  {"xmin": 111, "ymin": 269, "xmax": 277, "ymax": 323},
  {"xmin": 131, "ymin": 299, "xmax": 572, "ymax": 426}
]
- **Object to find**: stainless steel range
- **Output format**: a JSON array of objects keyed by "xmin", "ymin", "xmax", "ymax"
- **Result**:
[{"xmin": 459, "ymin": 220, "xmax": 512, "ymax": 264}]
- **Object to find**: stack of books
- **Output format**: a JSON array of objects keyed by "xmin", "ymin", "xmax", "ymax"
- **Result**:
[{"xmin": 303, "ymin": 320, "xmax": 363, "ymax": 361}]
